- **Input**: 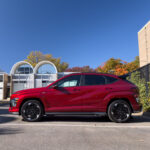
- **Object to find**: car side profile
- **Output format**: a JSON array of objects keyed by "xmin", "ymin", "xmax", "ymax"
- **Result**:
[{"xmin": 9, "ymin": 73, "xmax": 141, "ymax": 123}]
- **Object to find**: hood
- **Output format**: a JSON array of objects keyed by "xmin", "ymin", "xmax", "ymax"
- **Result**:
[{"xmin": 14, "ymin": 87, "xmax": 47, "ymax": 95}]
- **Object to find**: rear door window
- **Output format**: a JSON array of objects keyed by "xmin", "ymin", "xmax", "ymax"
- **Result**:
[{"xmin": 84, "ymin": 75, "xmax": 106, "ymax": 86}]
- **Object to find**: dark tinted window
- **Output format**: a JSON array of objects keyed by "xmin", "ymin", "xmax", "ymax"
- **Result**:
[
  {"xmin": 57, "ymin": 75, "xmax": 81, "ymax": 87},
  {"xmin": 0, "ymin": 75, "xmax": 3, "ymax": 82},
  {"xmin": 84, "ymin": 75, "xmax": 105, "ymax": 86},
  {"xmin": 105, "ymin": 76, "xmax": 118, "ymax": 84}
]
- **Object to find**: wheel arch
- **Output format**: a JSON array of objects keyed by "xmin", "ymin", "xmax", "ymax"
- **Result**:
[
  {"xmin": 19, "ymin": 98, "xmax": 45, "ymax": 115},
  {"xmin": 106, "ymin": 98, "xmax": 133, "ymax": 114}
]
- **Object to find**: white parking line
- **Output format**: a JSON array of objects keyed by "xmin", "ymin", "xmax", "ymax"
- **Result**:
[{"xmin": 0, "ymin": 123, "xmax": 150, "ymax": 128}]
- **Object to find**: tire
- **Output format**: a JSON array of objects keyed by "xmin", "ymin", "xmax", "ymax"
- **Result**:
[
  {"xmin": 21, "ymin": 100, "xmax": 43, "ymax": 122},
  {"xmin": 108, "ymin": 100, "xmax": 131, "ymax": 123}
]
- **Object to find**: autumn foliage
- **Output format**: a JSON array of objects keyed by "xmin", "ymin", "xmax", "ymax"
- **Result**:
[
  {"xmin": 96, "ymin": 56, "xmax": 139, "ymax": 75},
  {"xmin": 65, "ymin": 66, "xmax": 95, "ymax": 72},
  {"xmin": 24, "ymin": 51, "xmax": 139, "ymax": 75}
]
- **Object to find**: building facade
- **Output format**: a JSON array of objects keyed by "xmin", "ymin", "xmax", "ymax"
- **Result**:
[
  {"xmin": 10, "ymin": 61, "xmax": 58, "ymax": 94},
  {"xmin": 0, "ymin": 73, "xmax": 9, "ymax": 100},
  {"xmin": 138, "ymin": 21, "xmax": 150, "ymax": 67}
]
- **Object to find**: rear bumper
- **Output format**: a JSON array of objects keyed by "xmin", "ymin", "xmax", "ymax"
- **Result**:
[{"xmin": 133, "ymin": 104, "xmax": 142, "ymax": 113}]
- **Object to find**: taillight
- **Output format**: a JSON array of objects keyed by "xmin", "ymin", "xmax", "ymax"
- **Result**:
[
  {"xmin": 130, "ymin": 87, "xmax": 139, "ymax": 103},
  {"xmin": 130, "ymin": 87, "xmax": 139, "ymax": 95}
]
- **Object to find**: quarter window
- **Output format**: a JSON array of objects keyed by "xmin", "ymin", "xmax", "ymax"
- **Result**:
[
  {"xmin": 105, "ymin": 76, "xmax": 118, "ymax": 84},
  {"xmin": 84, "ymin": 75, "xmax": 105, "ymax": 86}
]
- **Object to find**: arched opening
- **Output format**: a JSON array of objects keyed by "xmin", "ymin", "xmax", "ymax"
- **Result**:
[
  {"xmin": 10, "ymin": 61, "xmax": 34, "ymax": 93},
  {"xmin": 37, "ymin": 63, "xmax": 56, "ymax": 74},
  {"xmin": 15, "ymin": 64, "xmax": 33, "ymax": 74},
  {"xmin": 34, "ymin": 61, "xmax": 57, "ymax": 88}
]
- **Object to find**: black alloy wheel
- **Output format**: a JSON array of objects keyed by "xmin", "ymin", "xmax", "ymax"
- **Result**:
[
  {"xmin": 108, "ymin": 100, "xmax": 131, "ymax": 123},
  {"xmin": 21, "ymin": 100, "xmax": 43, "ymax": 122}
]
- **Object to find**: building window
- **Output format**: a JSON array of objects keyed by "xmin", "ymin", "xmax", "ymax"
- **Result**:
[
  {"xmin": 15, "ymin": 64, "xmax": 33, "ymax": 74},
  {"xmin": 37, "ymin": 64, "xmax": 56, "ymax": 74},
  {"xmin": 0, "ymin": 75, "xmax": 3, "ymax": 82}
]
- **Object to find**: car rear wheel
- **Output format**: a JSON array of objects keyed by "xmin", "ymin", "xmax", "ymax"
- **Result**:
[
  {"xmin": 21, "ymin": 100, "xmax": 43, "ymax": 122},
  {"xmin": 108, "ymin": 100, "xmax": 131, "ymax": 123}
]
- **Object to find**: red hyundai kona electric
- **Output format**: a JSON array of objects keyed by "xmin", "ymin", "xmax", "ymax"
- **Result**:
[{"xmin": 9, "ymin": 73, "xmax": 142, "ymax": 123}]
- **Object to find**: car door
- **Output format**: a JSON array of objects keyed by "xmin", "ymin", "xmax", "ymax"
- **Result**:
[
  {"xmin": 81, "ymin": 74, "xmax": 109, "ymax": 112},
  {"xmin": 45, "ymin": 74, "xmax": 83, "ymax": 112}
]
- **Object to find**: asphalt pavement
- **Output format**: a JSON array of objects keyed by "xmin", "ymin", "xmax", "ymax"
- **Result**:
[{"xmin": 0, "ymin": 103, "xmax": 150, "ymax": 150}]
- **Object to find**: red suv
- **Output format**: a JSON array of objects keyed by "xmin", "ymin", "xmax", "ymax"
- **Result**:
[{"xmin": 9, "ymin": 73, "xmax": 141, "ymax": 123}]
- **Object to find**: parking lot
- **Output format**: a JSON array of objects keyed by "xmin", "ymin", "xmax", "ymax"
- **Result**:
[{"xmin": 1, "ymin": 103, "xmax": 150, "ymax": 150}]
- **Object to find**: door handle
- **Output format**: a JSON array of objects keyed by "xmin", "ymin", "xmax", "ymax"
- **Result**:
[
  {"xmin": 73, "ymin": 89, "xmax": 80, "ymax": 91},
  {"xmin": 105, "ymin": 87, "xmax": 113, "ymax": 90}
]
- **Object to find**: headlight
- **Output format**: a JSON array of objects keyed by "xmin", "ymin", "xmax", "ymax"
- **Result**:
[{"xmin": 10, "ymin": 98, "xmax": 19, "ymax": 107}]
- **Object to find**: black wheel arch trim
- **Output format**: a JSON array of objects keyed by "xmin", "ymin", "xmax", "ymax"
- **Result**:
[
  {"xmin": 106, "ymin": 98, "xmax": 133, "ymax": 114},
  {"xmin": 19, "ymin": 98, "xmax": 45, "ymax": 115}
]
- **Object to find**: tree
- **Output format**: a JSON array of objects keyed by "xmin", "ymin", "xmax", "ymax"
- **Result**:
[
  {"xmin": 96, "ymin": 58, "xmax": 124, "ymax": 74},
  {"xmin": 25, "ymin": 51, "xmax": 69, "ymax": 72},
  {"xmin": 65, "ymin": 66, "xmax": 95, "ymax": 72},
  {"xmin": 96, "ymin": 57, "xmax": 139, "ymax": 75}
]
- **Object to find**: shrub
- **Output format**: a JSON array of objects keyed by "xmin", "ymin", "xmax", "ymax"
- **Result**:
[{"xmin": 127, "ymin": 71, "xmax": 150, "ymax": 112}]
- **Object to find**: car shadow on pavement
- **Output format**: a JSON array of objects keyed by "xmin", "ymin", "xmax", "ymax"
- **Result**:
[
  {"xmin": 0, "ymin": 128, "xmax": 23, "ymax": 135},
  {"xmin": 128, "ymin": 115, "xmax": 150, "ymax": 123},
  {"xmin": 0, "ymin": 108, "xmax": 9, "ymax": 115},
  {"xmin": 41, "ymin": 115, "xmax": 112, "ymax": 123},
  {"xmin": 40, "ymin": 115, "xmax": 150, "ymax": 123},
  {"xmin": 0, "ymin": 116, "xmax": 18, "ymax": 124}
]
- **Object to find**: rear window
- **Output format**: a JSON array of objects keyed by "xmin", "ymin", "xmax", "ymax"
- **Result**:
[{"xmin": 105, "ymin": 76, "xmax": 118, "ymax": 84}]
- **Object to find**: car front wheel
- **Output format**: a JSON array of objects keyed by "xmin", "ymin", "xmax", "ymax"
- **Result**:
[
  {"xmin": 108, "ymin": 100, "xmax": 131, "ymax": 123},
  {"xmin": 21, "ymin": 100, "xmax": 43, "ymax": 122}
]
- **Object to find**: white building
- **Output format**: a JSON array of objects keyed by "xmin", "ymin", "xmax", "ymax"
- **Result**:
[
  {"xmin": 0, "ymin": 60, "xmax": 74, "ymax": 100},
  {"xmin": 0, "ymin": 69, "xmax": 9, "ymax": 100},
  {"xmin": 138, "ymin": 21, "xmax": 150, "ymax": 67},
  {"xmin": 10, "ymin": 61, "xmax": 58, "ymax": 94}
]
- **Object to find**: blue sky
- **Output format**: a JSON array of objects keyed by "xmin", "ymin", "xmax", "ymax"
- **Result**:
[{"xmin": 0, "ymin": 0, "xmax": 150, "ymax": 73}]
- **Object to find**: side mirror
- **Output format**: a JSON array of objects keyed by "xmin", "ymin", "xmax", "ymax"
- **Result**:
[{"xmin": 52, "ymin": 84, "xmax": 58, "ymax": 89}]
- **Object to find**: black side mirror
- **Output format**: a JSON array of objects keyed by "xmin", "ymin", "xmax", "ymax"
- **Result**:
[{"xmin": 52, "ymin": 84, "xmax": 58, "ymax": 89}]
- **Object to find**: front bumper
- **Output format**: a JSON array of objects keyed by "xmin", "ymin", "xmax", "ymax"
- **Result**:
[{"xmin": 9, "ymin": 99, "xmax": 19, "ymax": 115}]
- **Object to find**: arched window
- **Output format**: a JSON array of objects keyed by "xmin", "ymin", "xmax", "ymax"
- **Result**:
[
  {"xmin": 15, "ymin": 64, "xmax": 33, "ymax": 74},
  {"xmin": 37, "ymin": 64, "xmax": 56, "ymax": 74}
]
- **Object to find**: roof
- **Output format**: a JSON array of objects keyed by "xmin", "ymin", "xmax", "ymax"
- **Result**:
[{"xmin": 61, "ymin": 72, "xmax": 119, "ymax": 78}]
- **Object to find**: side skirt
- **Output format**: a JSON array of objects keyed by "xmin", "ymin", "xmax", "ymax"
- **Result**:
[{"xmin": 45, "ymin": 112, "xmax": 106, "ymax": 116}]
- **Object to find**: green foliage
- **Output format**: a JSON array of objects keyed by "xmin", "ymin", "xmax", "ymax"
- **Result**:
[
  {"xmin": 25, "ymin": 51, "xmax": 69, "ymax": 72},
  {"xmin": 127, "ymin": 71, "xmax": 150, "ymax": 112}
]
